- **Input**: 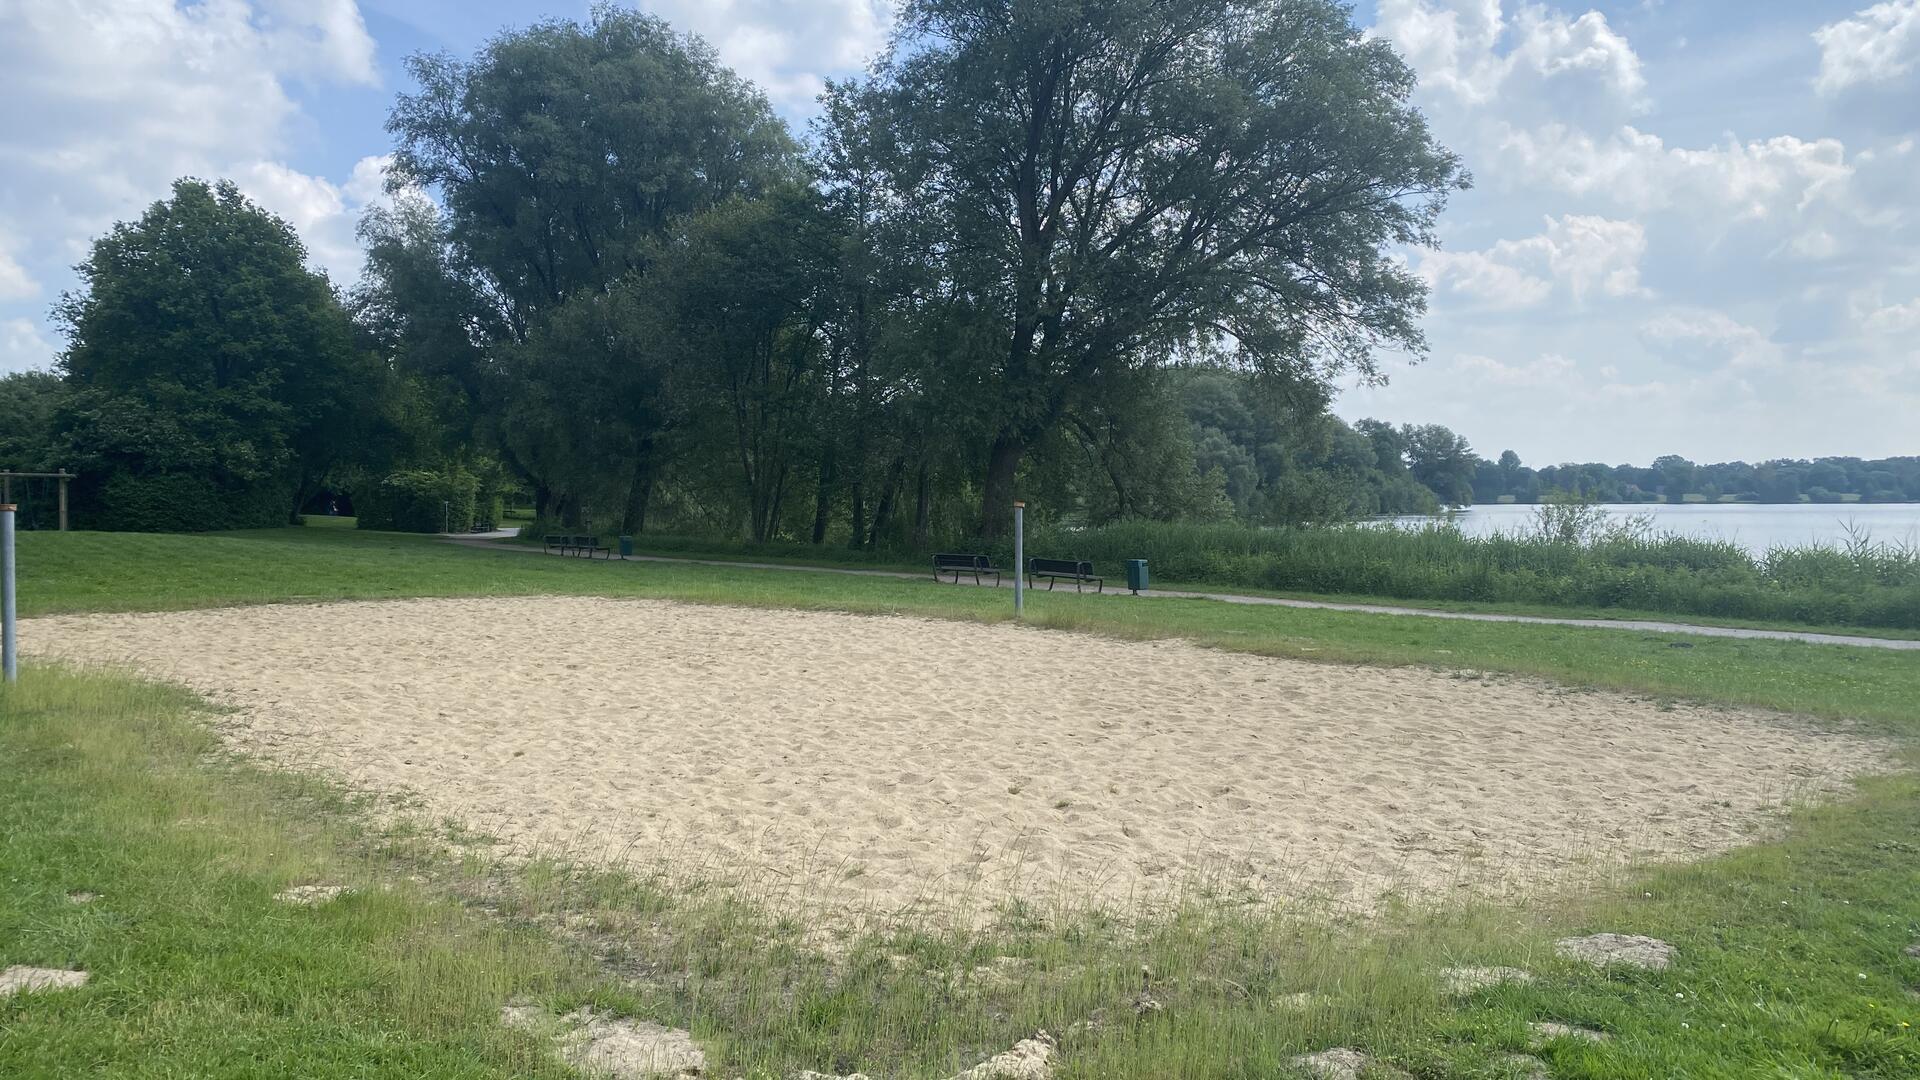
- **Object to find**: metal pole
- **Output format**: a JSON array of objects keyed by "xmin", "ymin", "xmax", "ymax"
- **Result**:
[
  {"xmin": 2, "ymin": 503, "xmax": 16, "ymax": 683},
  {"xmin": 57, "ymin": 471, "xmax": 68, "ymax": 532},
  {"xmin": 1012, "ymin": 501, "xmax": 1024, "ymax": 617}
]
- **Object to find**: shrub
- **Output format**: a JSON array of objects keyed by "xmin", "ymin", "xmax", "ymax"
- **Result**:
[{"xmin": 355, "ymin": 467, "xmax": 480, "ymax": 534}]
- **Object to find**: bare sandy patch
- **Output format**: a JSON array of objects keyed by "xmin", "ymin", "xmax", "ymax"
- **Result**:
[
  {"xmin": 0, "ymin": 966, "xmax": 90, "ymax": 997},
  {"xmin": 22, "ymin": 597, "xmax": 1892, "ymax": 921}
]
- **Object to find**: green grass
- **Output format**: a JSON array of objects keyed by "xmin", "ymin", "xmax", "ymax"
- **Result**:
[
  {"xmin": 7, "ymin": 662, "xmax": 1920, "ymax": 1078},
  {"xmin": 9, "ymin": 526, "xmax": 1920, "ymax": 1076},
  {"xmin": 503, "ymin": 528, "xmax": 1920, "ymax": 641},
  {"xmin": 299, "ymin": 514, "xmax": 359, "ymax": 529},
  {"xmin": 18, "ymin": 528, "xmax": 1920, "ymax": 728},
  {"xmin": 0, "ymin": 669, "xmax": 598, "ymax": 1078}
]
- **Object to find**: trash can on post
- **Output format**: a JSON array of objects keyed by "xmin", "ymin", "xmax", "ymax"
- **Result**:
[
  {"xmin": 1126, "ymin": 559, "xmax": 1148, "ymax": 594},
  {"xmin": 618, "ymin": 535, "xmax": 634, "ymax": 560}
]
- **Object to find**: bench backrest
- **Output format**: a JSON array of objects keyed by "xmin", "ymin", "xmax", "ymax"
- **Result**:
[
  {"xmin": 572, "ymin": 534, "xmax": 598, "ymax": 546},
  {"xmin": 545, "ymin": 534, "xmax": 566, "ymax": 544},
  {"xmin": 1028, "ymin": 557, "xmax": 1093, "ymax": 576},
  {"xmin": 934, "ymin": 552, "xmax": 989, "ymax": 570}
]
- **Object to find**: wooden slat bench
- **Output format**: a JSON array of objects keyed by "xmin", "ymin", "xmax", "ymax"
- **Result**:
[
  {"xmin": 1026, "ymin": 557, "xmax": 1102, "ymax": 593},
  {"xmin": 933, "ymin": 552, "xmax": 1001, "ymax": 585},
  {"xmin": 545, "ymin": 533, "xmax": 610, "ymax": 558}
]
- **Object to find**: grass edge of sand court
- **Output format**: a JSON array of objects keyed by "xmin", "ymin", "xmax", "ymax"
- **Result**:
[{"xmin": 7, "ymin": 529, "xmax": 1920, "ymax": 1076}]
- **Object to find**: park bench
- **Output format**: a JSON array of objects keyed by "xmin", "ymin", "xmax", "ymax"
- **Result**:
[
  {"xmin": 933, "ymin": 552, "xmax": 1000, "ymax": 585},
  {"xmin": 544, "ymin": 533, "xmax": 610, "ymax": 558},
  {"xmin": 1026, "ymin": 557, "xmax": 1102, "ymax": 593}
]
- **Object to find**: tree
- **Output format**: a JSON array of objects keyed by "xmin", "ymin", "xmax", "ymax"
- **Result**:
[
  {"xmin": 640, "ymin": 189, "xmax": 836, "ymax": 541},
  {"xmin": 1401, "ymin": 423, "xmax": 1475, "ymax": 505},
  {"xmin": 846, "ymin": 0, "xmax": 1466, "ymax": 535},
  {"xmin": 384, "ymin": 6, "xmax": 800, "ymax": 520},
  {"xmin": 0, "ymin": 371, "xmax": 65, "ymax": 472},
  {"xmin": 55, "ymin": 178, "xmax": 374, "ymax": 530},
  {"xmin": 1652, "ymin": 454, "xmax": 1696, "ymax": 502}
]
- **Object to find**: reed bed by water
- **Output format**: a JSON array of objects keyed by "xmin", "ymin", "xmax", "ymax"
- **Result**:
[{"xmin": 1019, "ymin": 517, "xmax": 1920, "ymax": 631}]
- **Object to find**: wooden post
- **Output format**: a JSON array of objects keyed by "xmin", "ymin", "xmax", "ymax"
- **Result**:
[{"xmin": 57, "ymin": 469, "xmax": 69, "ymax": 532}]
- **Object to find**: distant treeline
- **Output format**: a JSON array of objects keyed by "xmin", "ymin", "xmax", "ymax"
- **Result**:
[{"xmin": 1467, "ymin": 452, "xmax": 1920, "ymax": 506}]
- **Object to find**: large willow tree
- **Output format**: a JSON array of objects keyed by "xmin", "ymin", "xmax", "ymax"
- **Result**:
[
  {"xmin": 847, "ymin": 0, "xmax": 1468, "ymax": 535},
  {"xmin": 380, "ymin": 6, "xmax": 800, "ymax": 523}
]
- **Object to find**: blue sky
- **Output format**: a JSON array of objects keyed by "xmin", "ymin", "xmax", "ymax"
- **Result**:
[{"xmin": 1, "ymin": 1, "xmax": 1915, "ymax": 466}]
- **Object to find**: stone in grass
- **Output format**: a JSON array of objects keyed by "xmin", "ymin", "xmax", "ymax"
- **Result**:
[
  {"xmin": 1440, "ymin": 966, "xmax": 1536, "ymax": 994},
  {"xmin": 1289, "ymin": 1047, "xmax": 1411, "ymax": 1080},
  {"xmin": 1497, "ymin": 1054, "xmax": 1550, "ymax": 1080},
  {"xmin": 0, "ymin": 966, "xmax": 90, "ymax": 998},
  {"xmin": 1904, "ymin": 941, "xmax": 1920, "ymax": 959},
  {"xmin": 66, "ymin": 891, "xmax": 100, "ymax": 904},
  {"xmin": 274, "ymin": 884, "xmax": 352, "ymax": 906},
  {"xmin": 794, "ymin": 1033, "xmax": 1055, "ymax": 1080},
  {"xmin": 1553, "ymin": 933, "xmax": 1674, "ymax": 971},
  {"xmin": 503, "ymin": 1004, "xmax": 706, "ymax": 1079},
  {"xmin": 947, "ymin": 1032, "xmax": 1057, "ymax": 1080},
  {"xmin": 1527, "ymin": 1021, "xmax": 1611, "ymax": 1047}
]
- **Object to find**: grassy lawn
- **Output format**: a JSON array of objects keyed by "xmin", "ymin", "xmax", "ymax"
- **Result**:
[
  {"xmin": 17, "ymin": 528, "xmax": 1920, "ymax": 727},
  {"xmin": 7, "ymin": 526, "xmax": 1920, "ymax": 1077},
  {"xmin": 506, "ymin": 529, "xmax": 1920, "ymax": 642}
]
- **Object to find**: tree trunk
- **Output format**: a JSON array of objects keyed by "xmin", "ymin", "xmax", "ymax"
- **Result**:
[
  {"xmin": 847, "ymin": 474, "xmax": 867, "ymax": 550},
  {"xmin": 869, "ymin": 455, "xmax": 905, "ymax": 547},
  {"xmin": 912, "ymin": 459, "xmax": 932, "ymax": 549},
  {"xmin": 978, "ymin": 432, "xmax": 1025, "ymax": 538},
  {"xmin": 621, "ymin": 465, "xmax": 654, "ymax": 535},
  {"xmin": 534, "ymin": 482, "xmax": 556, "ymax": 522},
  {"xmin": 810, "ymin": 444, "xmax": 836, "ymax": 544}
]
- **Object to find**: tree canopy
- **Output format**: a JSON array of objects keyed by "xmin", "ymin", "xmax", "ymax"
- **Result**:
[
  {"xmin": 15, "ymin": 3, "xmax": 1895, "ymax": 544},
  {"xmin": 49, "ymin": 179, "xmax": 377, "ymax": 530}
]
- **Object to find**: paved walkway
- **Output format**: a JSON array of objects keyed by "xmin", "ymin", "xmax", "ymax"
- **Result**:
[{"xmin": 443, "ymin": 537, "xmax": 1920, "ymax": 651}]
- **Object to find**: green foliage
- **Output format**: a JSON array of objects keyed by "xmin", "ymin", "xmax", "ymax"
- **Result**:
[
  {"xmin": 1473, "ymin": 449, "xmax": 1920, "ymax": 506},
  {"xmin": 51, "ymin": 178, "xmax": 381, "ymax": 531},
  {"xmin": 356, "ymin": 465, "xmax": 484, "ymax": 534},
  {"xmin": 859, "ymin": 0, "xmax": 1467, "ymax": 534},
  {"xmin": 0, "ymin": 371, "xmax": 64, "ymax": 471}
]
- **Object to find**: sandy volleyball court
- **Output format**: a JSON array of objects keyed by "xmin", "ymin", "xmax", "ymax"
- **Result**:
[{"xmin": 23, "ymin": 597, "xmax": 1891, "ymax": 918}]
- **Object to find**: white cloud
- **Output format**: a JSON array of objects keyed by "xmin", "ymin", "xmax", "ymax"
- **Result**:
[
  {"xmin": 1494, "ymin": 124, "xmax": 1853, "ymax": 222},
  {"xmin": 638, "ymin": 0, "xmax": 892, "ymax": 111},
  {"xmin": 1861, "ymin": 296, "xmax": 1920, "ymax": 335},
  {"xmin": 1814, "ymin": 1, "xmax": 1920, "ymax": 95},
  {"xmin": 1, "ymin": 318, "xmax": 56, "ymax": 375},
  {"xmin": 234, "ymin": 154, "xmax": 395, "ymax": 284},
  {"xmin": 1419, "ymin": 214, "xmax": 1646, "ymax": 309},
  {"xmin": 1638, "ymin": 309, "xmax": 1782, "ymax": 370},
  {"xmin": 1456, "ymin": 351, "xmax": 1580, "ymax": 386},
  {"xmin": 0, "ymin": 0, "xmax": 382, "ymax": 336},
  {"xmin": 0, "ymin": 237, "xmax": 37, "ymax": 301},
  {"xmin": 1372, "ymin": 0, "xmax": 1644, "ymax": 107}
]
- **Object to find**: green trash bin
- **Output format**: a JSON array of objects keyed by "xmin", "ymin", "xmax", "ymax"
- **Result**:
[
  {"xmin": 1126, "ymin": 559, "xmax": 1148, "ymax": 593},
  {"xmin": 618, "ymin": 535, "xmax": 634, "ymax": 560}
]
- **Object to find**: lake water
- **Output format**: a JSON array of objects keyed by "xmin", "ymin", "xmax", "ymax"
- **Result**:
[{"xmin": 1387, "ymin": 502, "xmax": 1920, "ymax": 556}]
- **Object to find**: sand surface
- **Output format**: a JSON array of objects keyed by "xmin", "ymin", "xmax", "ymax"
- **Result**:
[{"xmin": 22, "ymin": 597, "xmax": 1891, "ymax": 919}]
